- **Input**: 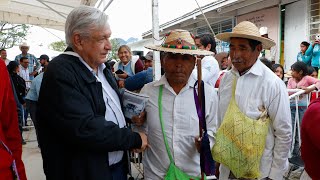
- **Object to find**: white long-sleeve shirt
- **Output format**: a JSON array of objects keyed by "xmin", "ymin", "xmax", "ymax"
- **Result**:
[
  {"xmin": 218, "ymin": 60, "xmax": 292, "ymax": 180},
  {"xmin": 139, "ymin": 75, "xmax": 218, "ymax": 180},
  {"xmin": 192, "ymin": 56, "xmax": 220, "ymax": 87}
]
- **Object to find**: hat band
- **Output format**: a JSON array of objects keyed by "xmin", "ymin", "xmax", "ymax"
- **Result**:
[{"xmin": 161, "ymin": 43, "xmax": 197, "ymax": 50}]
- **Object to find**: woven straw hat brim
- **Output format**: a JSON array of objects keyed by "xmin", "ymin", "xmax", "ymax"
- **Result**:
[
  {"xmin": 216, "ymin": 32, "xmax": 276, "ymax": 49},
  {"xmin": 145, "ymin": 44, "xmax": 213, "ymax": 56}
]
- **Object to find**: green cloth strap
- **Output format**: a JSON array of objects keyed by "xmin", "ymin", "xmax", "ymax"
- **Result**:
[{"xmin": 158, "ymin": 85, "xmax": 174, "ymax": 164}]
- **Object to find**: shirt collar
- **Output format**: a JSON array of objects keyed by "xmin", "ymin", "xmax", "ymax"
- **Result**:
[{"xmin": 231, "ymin": 59, "xmax": 263, "ymax": 77}]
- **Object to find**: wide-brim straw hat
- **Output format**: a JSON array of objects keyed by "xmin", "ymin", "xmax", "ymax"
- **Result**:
[
  {"xmin": 145, "ymin": 29, "xmax": 213, "ymax": 56},
  {"xmin": 216, "ymin": 21, "xmax": 276, "ymax": 49}
]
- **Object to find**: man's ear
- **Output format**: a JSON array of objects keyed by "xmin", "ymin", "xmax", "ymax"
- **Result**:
[
  {"xmin": 72, "ymin": 33, "xmax": 84, "ymax": 51},
  {"xmin": 256, "ymin": 44, "xmax": 263, "ymax": 52},
  {"xmin": 206, "ymin": 44, "xmax": 212, "ymax": 51}
]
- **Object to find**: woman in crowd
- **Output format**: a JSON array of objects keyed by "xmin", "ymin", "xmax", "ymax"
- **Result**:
[
  {"xmin": 7, "ymin": 61, "xmax": 26, "ymax": 107},
  {"xmin": 192, "ymin": 33, "xmax": 220, "ymax": 87},
  {"xmin": 113, "ymin": 45, "xmax": 144, "ymax": 88},
  {"xmin": 272, "ymin": 63, "xmax": 284, "ymax": 81},
  {"xmin": 297, "ymin": 41, "xmax": 312, "ymax": 66},
  {"xmin": 287, "ymin": 61, "xmax": 320, "ymax": 160}
]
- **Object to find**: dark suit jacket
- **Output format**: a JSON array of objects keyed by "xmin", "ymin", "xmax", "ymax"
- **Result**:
[{"xmin": 37, "ymin": 52, "xmax": 142, "ymax": 180}]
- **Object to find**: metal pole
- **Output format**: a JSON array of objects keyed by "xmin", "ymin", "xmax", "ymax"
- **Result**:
[{"xmin": 152, "ymin": 0, "xmax": 161, "ymax": 80}]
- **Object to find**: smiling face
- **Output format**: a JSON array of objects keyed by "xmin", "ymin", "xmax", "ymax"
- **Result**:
[
  {"xmin": 229, "ymin": 37, "xmax": 262, "ymax": 74},
  {"xmin": 163, "ymin": 53, "xmax": 195, "ymax": 86},
  {"xmin": 118, "ymin": 46, "xmax": 132, "ymax": 65}
]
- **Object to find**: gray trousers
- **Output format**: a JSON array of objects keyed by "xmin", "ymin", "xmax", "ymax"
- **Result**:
[{"xmin": 25, "ymin": 99, "xmax": 39, "ymax": 145}]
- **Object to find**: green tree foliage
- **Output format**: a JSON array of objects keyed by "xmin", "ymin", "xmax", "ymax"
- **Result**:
[
  {"xmin": 109, "ymin": 38, "xmax": 123, "ymax": 60},
  {"xmin": 49, "ymin": 40, "xmax": 67, "ymax": 52},
  {"xmin": 0, "ymin": 22, "xmax": 29, "ymax": 49}
]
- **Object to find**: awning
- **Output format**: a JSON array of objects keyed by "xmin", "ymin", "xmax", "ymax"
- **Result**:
[{"xmin": 0, "ymin": 0, "xmax": 97, "ymax": 31}]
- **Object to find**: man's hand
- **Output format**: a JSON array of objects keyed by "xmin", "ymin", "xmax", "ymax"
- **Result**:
[
  {"xmin": 118, "ymin": 80, "xmax": 125, "ymax": 88},
  {"xmin": 117, "ymin": 72, "xmax": 128, "ymax": 79},
  {"xmin": 138, "ymin": 132, "xmax": 148, "ymax": 151},
  {"xmin": 194, "ymin": 136, "xmax": 201, "ymax": 153},
  {"xmin": 30, "ymin": 71, "xmax": 37, "ymax": 76},
  {"xmin": 131, "ymin": 111, "xmax": 146, "ymax": 126}
]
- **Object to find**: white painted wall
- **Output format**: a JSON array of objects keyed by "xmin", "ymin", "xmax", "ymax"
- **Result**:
[{"xmin": 284, "ymin": 0, "xmax": 308, "ymax": 71}]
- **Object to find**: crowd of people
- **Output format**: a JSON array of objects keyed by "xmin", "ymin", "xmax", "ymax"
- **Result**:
[{"xmin": 1, "ymin": 5, "xmax": 319, "ymax": 180}]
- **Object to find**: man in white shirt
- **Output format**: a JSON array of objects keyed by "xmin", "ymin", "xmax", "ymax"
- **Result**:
[
  {"xmin": 18, "ymin": 57, "xmax": 30, "ymax": 89},
  {"xmin": 259, "ymin": 27, "xmax": 277, "ymax": 63},
  {"xmin": 133, "ymin": 29, "xmax": 219, "ymax": 179},
  {"xmin": 213, "ymin": 21, "xmax": 292, "ymax": 180}
]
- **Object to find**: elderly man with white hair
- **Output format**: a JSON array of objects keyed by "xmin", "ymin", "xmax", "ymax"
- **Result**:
[{"xmin": 37, "ymin": 6, "xmax": 148, "ymax": 180}]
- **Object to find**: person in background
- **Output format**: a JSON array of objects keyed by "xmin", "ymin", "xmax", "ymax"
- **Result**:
[
  {"xmin": 36, "ymin": 6, "xmax": 148, "ymax": 180},
  {"xmin": 1, "ymin": 49, "xmax": 11, "ymax": 65},
  {"xmin": 0, "ymin": 60, "xmax": 27, "ymax": 180},
  {"xmin": 192, "ymin": 33, "xmax": 220, "ymax": 87},
  {"xmin": 38, "ymin": 54, "xmax": 50, "ymax": 73},
  {"xmin": 287, "ymin": 61, "xmax": 320, "ymax": 163},
  {"xmin": 272, "ymin": 64, "xmax": 284, "ymax": 81},
  {"xmin": 7, "ymin": 61, "xmax": 27, "ymax": 145},
  {"xmin": 215, "ymin": 52, "xmax": 229, "ymax": 70},
  {"xmin": 307, "ymin": 65, "xmax": 318, "ymax": 79},
  {"xmin": 25, "ymin": 58, "xmax": 49, "ymax": 147},
  {"xmin": 114, "ymin": 45, "xmax": 144, "ymax": 88},
  {"xmin": 297, "ymin": 41, "xmax": 312, "ymax": 66},
  {"xmin": 17, "ymin": 57, "xmax": 30, "ymax": 127},
  {"xmin": 259, "ymin": 27, "xmax": 277, "ymax": 63},
  {"xmin": 124, "ymin": 51, "xmax": 154, "ymax": 92},
  {"xmin": 214, "ymin": 21, "xmax": 291, "ymax": 179},
  {"xmin": 107, "ymin": 59, "xmax": 117, "ymax": 73},
  {"xmin": 300, "ymin": 97, "xmax": 320, "ymax": 180},
  {"xmin": 14, "ymin": 42, "xmax": 40, "ymax": 80}
]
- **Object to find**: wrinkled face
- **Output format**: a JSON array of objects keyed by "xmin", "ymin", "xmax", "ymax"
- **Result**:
[
  {"xmin": 77, "ymin": 26, "xmax": 112, "ymax": 67},
  {"xmin": 21, "ymin": 58, "xmax": 29, "ymax": 68},
  {"xmin": 163, "ymin": 53, "xmax": 195, "ymax": 85},
  {"xmin": 229, "ymin": 38, "xmax": 262, "ymax": 73},
  {"xmin": 20, "ymin": 46, "xmax": 29, "ymax": 54},
  {"xmin": 144, "ymin": 60, "xmax": 153, "ymax": 69},
  {"xmin": 300, "ymin": 44, "xmax": 307, "ymax": 53},
  {"xmin": 275, "ymin": 66, "xmax": 284, "ymax": 79},
  {"xmin": 0, "ymin": 50, "xmax": 7, "ymax": 59},
  {"xmin": 118, "ymin": 47, "xmax": 132, "ymax": 65}
]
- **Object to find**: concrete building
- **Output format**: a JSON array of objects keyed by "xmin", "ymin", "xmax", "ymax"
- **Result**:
[{"xmin": 129, "ymin": 0, "xmax": 320, "ymax": 71}]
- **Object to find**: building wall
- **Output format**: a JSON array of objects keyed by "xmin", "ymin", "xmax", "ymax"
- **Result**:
[
  {"xmin": 284, "ymin": 0, "xmax": 308, "ymax": 71},
  {"xmin": 237, "ymin": 6, "xmax": 280, "ymax": 63}
]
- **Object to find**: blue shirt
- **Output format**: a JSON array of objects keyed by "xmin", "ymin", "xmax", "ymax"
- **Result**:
[
  {"xmin": 25, "ymin": 72, "xmax": 44, "ymax": 101},
  {"xmin": 118, "ymin": 61, "xmax": 134, "ymax": 77}
]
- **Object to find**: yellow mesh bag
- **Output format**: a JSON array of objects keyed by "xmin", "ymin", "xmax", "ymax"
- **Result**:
[{"xmin": 212, "ymin": 77, "xmax": 269, "ymax": 179}]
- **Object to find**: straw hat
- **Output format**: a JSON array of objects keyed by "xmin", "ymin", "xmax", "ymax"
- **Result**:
[
  {"xmin": 19, "ymin": 42, "xmax": 30, "ymax": 49},
  {"xmin": 284, "ymin": 70, "xmax": 292, "ymax": 78},
  {"xmin": 145, "ymin": 29, "xmax": 213, "ymax": 56},
  {"xmin": 216, "ymin": 21, "xmax": 276, "ymax": 49}
]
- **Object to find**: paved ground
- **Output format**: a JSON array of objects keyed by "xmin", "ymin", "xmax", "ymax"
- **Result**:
[
  {"xmin": 22, "ymin": 126, "xmax": 144, "ymax": 180},
  {"xmin": 21, "ymin": 125, "xmax": 302, "ymax": 180}
]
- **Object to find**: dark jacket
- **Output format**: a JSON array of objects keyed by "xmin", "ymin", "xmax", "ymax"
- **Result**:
[
  {"xmin": 37, "ymin": 52, "xmax": 142, "ymax": 180},
  {"xmin": 10, "ymin": 73, "xmax": 26, "ymax": 105}
]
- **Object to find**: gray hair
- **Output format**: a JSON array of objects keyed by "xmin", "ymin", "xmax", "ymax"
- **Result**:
[{"xmin": 65, "ymin": 6, "xmax": 109, "ymax": 49}]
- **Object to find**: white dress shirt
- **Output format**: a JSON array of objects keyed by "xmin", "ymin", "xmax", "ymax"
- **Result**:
[
  {"xmin": 18, "ymin": 65, "xmax": 30, "ymax": 89},
  {"xmin": 62, "ymin": 51, "xmax": 126, "ymax": 166},
  {"xmin": 139, "ymin": 75, "xmax": 218, "ymax": 180},
  {"xmin": 192, "ymin": 56, "xmax": 220, "ymax": 87},
  {"xmin": 218, "ymin": 60, "xmax": 292, "ymax": 180}
]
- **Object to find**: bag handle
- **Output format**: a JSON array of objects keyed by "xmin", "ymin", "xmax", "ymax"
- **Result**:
[{"xmin": 158, "ymin": 85, "xmax": 174, "ymax": 164}]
